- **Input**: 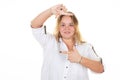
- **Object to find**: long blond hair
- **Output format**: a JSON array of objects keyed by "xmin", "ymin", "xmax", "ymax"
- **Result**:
[{"xmin": 53, "ymin": 12, "xmax": 85, "ymax": 44}]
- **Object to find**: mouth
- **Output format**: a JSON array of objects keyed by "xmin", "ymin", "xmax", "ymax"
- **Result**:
[{"xmin": 64, "ymin": 31, "xmax": 70, "ymax": 34}]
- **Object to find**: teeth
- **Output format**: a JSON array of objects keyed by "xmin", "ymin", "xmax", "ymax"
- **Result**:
[{"xmin": 65, "ymin": 32, "xmax": 70, "ymax": 34}]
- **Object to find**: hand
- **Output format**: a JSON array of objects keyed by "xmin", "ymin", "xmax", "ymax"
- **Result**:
[
  {"xmin": 50, "ymin": 4, "xmax": 72, "ymax": 18},
  {"xmin": 61, "ymin": 46, "xmax": 82, "ymax": 63}
]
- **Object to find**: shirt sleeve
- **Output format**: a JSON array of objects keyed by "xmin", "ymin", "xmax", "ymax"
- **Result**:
[
  {"xmin": 32, "ymin": 27, "xmax": 54, "ymax": 48},
  {"xmin": 87, "ymin": 44, "xmax": 102, "ymax": 62}
]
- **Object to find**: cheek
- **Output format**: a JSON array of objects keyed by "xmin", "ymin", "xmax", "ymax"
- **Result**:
[
  {"xmin": 71, "ymin": 28, "xmax": 75, "ymax": 33},
  {"xmin": 59, "ymin": 28, "xmax": 64, "ymax": 33},
  {"xmin": 59, "ymin": 30, "xmax": 63, "ymax": 35}
]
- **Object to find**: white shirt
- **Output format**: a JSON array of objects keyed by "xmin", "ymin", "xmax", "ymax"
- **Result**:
[{"xmin": 32, "ymin": 27, "xmax": 101, "ymax": 80}]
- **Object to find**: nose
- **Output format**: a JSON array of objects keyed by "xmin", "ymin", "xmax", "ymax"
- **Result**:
[{"xmin": 64, "ymin": 25, "xmax": 70, "ymax": 30}]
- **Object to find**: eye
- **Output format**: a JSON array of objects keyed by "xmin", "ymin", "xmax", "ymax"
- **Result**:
[
  {"xmin": 60, "ymin": 24, "xmax": 65, "ymax": 27},
  {"xmin": 69, "ymin": 23, "xmax": 74, "ymax": 27}
]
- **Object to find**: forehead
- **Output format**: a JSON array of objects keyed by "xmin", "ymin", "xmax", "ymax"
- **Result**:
[{"xmin": 60, "ymin": 16, "xmax": 73, "ymax": 23}]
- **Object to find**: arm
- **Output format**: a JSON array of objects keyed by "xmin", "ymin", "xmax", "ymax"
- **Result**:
[
  {"xmin": 31, "ymin": 4, "xmax": 68, "ymax": 28},
  {"xmin": 64, "ymin": 46, "xmax": 104, "ymax": 73},
  {"xmin": 67, "ymin": 51, "xmax": 104, "ymax": 73},
  {"xmin": 31, "ymin": 4, "xmax": 69, "ymax": 46},
  {"xmin": 79, "ymin": 56, "xmax": 104, "ymax": 73},
  {"xmin": 79, "ymin": 44, "xmax": 104, "ymax": 73},
  {"xmin": 31, "ymin": 8, "xmax": 52, "ymax": 28},
  {"xmin": 68, "ymin": 52, "xmax": 104, "ymax": 73}
]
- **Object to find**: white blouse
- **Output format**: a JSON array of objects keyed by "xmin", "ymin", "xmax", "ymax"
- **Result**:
[{"xmin": 32, "ymin": 27, "xmax": 101, "ymax": 80}]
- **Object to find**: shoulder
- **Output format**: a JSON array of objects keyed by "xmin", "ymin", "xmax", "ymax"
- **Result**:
[{"xmin": 76, "ymin": 42, "xmax": 94, "ymax": 52}]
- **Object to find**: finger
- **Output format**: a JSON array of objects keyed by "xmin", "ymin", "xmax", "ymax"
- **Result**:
[
  {"xmin": 55, "ymin": 13, "xmax": 59, "ymax": 18},
  {"xmin": 67, "ymin": 51, "xmax": 71, "ymax": 54},
  {"xmin": 61, "ymin": 12, "xmax": 73, "ymax": 16},
  {"xmin": 56, "ymin": 4, "xmax": 63, "ymax": 8},
  {"xmin": 57, "ymin": 4, "xmax": 63, "ymax": 11},
  {"xmin": 62, "ymin": 6, "xmax": 67, "ymax": 12},
  {"xmin": 60, "ymin": 51, "xmax": 68, "ymax": 54},
  {"xmin": 60, "ymin": 51, "xmax": 72, "ymax": 54}
]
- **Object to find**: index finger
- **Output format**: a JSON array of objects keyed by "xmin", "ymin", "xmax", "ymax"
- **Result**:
[{"xmin": 61, "ymin": 12, "xmax": 73, "ymax": 16}]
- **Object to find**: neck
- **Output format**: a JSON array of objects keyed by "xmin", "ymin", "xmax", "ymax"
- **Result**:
[{"xmin": 62, "ymin": 38, "xmax": 75, "ymax": 51}]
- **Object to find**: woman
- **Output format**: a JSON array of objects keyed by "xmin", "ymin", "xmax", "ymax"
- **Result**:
[{"xmin": 31, "ymin": 4, "xmax": 104, "ymax": 80}]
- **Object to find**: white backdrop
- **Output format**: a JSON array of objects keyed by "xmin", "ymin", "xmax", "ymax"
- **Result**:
[{"xmin": 0, "ymin": 0, "xmax": 120, "ymax": 80}]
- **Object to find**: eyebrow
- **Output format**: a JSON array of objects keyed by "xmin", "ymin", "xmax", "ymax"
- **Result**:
[{"xmin": 60, "ymin": 22, "xmax": 74, "ymax": 24}]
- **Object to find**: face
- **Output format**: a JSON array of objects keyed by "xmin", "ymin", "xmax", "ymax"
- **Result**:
[{"xmin": 59, "ymin": 16, "xmax": 75, "ymax": 40}]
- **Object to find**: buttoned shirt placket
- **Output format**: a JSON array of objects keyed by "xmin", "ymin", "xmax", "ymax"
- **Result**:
[
  {"xmin": 62, "ymin": 60, "xmax": 71, "ymax": 80},
  {"xmin": 58, "ymin": 38, "xmax": 71, "ymax": 80}
]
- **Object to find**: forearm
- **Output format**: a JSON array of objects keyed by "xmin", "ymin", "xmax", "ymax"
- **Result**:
[
  {"xmin": 80, "ymin": 56, "xmax": 104, "ymax": 73},
  {"xmin": 31, "ymin": 4, "xmax": 70, "ymax": 28},
  {"xmin": 31, "ymin": 8, "xmax": 52, "ymax": 28}
]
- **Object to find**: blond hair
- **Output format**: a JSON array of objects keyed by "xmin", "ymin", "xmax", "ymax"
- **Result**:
[{"xmin": 53, "ymin": 12, "xmax": 85, "ymax": 44}]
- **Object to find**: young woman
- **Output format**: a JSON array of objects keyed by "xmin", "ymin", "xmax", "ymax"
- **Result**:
[{"xmin": 31, "ymin": 4, "xmax": 104, "ymax": 80}]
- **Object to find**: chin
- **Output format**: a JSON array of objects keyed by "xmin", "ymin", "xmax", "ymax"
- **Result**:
[{"xmin": 62, "ymin": 36, "xmax": 73, "ymax": 39}]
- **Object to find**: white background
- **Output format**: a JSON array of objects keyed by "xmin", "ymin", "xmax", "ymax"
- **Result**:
[{"xmin": 0, "ymin": 0, "xmax": 120, "ymax": 80}]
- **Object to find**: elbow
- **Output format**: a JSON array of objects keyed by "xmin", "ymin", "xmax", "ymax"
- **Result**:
[
  {"xmin": 31, "ymin": 20, "xmax": 38, "ymax": 28},
  {"xmin": 31, "ymin": 21, "xmax": 36, "ymax": 28},
  {"xmin": 30, "ymin": 21, "xmax": 34, "ymax": 28},
  {"xmin": 99, "ymin": 64, "xmax": 104, "ymax": 73},
  {"xmin": 31, "ymin": 20, "xmax": 43, "ymax": 28},
  {"xmin": 91, "ymin": 67, "xmax": 104, "ymax": 73},
  {"xmin": 90, "ymin": 61, "xmax": 104, "ymax": 73},
  {"xmin": 97, "ymin": 66, "xmax": 104, "ymax": 73},
  {"xmin": 94, "ymin": 64, "xmax": 104, "ymax": 73}
]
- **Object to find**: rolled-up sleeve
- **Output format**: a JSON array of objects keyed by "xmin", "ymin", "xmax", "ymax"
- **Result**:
[
  {"xmin": 87, "ymin": 44, "xmax": 102, "ymax": 62},
  {"xmin": 32, "ymin": 27, "xmax": 53, "ymax": 47}
]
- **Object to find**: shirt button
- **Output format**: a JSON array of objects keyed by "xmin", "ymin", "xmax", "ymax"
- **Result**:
[
  {"xmin": 66, "ymin": 66, "xmax": 68, "ymax": 68},
  {"xmin": 64, "ymin": 76, "xmax": 67, "ymax": 78}
]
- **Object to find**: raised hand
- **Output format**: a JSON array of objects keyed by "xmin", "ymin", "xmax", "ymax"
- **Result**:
[{"xmin": 50, "ymin": 4, "xmax": 73, "ymax": 18}]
